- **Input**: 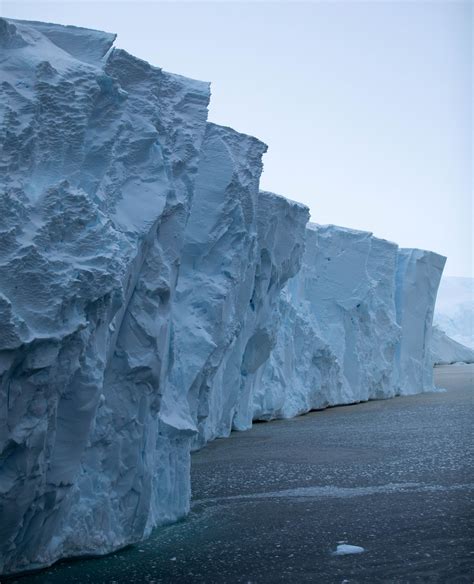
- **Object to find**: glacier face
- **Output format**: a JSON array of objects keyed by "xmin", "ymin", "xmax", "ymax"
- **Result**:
[
  {"xmin": 169, "ymin": 123, "xmax": 268, "ymax": 450},
  {"xmin": 0, "ymin": 18, "xmax": 210, "ymax": 574},
  {"xmin": 395, "ymin": 249, "xmax": 446, "ymax": 394},
  {"xmin": 253, "ymin": 227, "xmax": 446, "ymax": 421},
  {"xmin": 0, "ymin": 18, "xmax": 448, "ymax": 576},
  {"xmin": 163, "ymin": 122, "xmax": 268, "ymax": 516}
]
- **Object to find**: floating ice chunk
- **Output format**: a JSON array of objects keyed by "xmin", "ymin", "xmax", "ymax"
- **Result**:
[{"xmin": 332, "ymin": 544, "xmax": 365, "ymax": 556}]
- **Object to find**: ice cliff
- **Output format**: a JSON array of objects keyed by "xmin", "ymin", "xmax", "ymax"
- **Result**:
[
  {"xmin": 0, "ymin": 18, "xmax": 210, "ymax": 574},
  {"xmin": 395, "ymin": 249, "xmax": 446, "ymax": 392},
  {"xmin": 253, "ymin": 227, "xmax": 446, "ymax": 420},
  {"xmin": 0, "ymin": 18, "xmax": 447, "ymax": 576}
]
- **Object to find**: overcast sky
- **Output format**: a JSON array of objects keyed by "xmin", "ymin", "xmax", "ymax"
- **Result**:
[{"xmin": 3, "ymin": 0, "xmax": 472, "ymax": 277}]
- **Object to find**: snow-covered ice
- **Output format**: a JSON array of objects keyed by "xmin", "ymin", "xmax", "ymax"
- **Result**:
[{"xmin": 0, "ymin": 17, "xmax": 448, "ymax": 576}]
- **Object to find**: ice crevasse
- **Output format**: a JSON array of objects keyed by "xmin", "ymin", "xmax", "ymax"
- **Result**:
[{"xmin": 0, "ymin": 19, "xmax": 446, "ymax": 575}]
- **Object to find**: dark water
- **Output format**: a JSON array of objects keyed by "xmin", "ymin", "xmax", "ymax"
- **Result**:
[{"xmin": 6, "ymin": 365, "xmax": 474, "ymax": 583}]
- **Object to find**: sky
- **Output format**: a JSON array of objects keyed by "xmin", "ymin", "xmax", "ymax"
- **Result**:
[{"xmin": 2, "ymin": 0, "xmax": 472, "ymax": 277}]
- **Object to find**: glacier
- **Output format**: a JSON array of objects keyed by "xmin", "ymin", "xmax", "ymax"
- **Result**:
[
  {"xmin": 0, "ymin": 17, "xmax": 210, "ymax": 574},
  {"xmin": 431, "ymin": 276, "xmax": 473, "ymax": 365},
  {"xmin": 394, "ymin": 248, "xmax": 446, "ymax": 393},
  {"xmin": 433, "ymin": 276, "xmax": 474, "ymax": 350},
  {"xmin": 0, "ymin": 18, "xmax": 448, "ymax": 576},
  {"xmin": 253, "ymin": 228, "xmax": 446, "ymax": 420},
  {"xmin": 431, "ymin": 326, "xmax": 474, "ymax": 366}
]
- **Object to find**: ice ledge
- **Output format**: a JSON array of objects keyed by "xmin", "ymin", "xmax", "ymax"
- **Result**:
[{"xmin": 8, "ymin": 18, "xmax": 116, "ymax": 63}]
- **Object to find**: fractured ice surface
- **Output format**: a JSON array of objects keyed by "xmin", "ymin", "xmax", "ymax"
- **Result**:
[
  {"xmin": 169, "ymin": 123, "xmax": 268, "ymax": 449},
  {"xmin": 253, "ymin": 225, "xmax": 401, "ymax": 420},
  {"xmin": 0, "ymin": 18, "xmax": 209, "ymax": 574},
  {"xmin": 395, "ymin": 249, "xmax": 446, "ymax": 394},
  {"xmin": 253, "ymin": 227, "xmax": 446, "ymax": 421},
  {"xmin": 0, "ymin": 17, "xmax": 447, "ymax": 576}
]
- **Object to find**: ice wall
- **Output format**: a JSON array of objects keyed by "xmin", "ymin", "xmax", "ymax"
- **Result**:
[
  {"xmin": 253, "ymin": 224, "xmax": 401, "ymax": 420},
  {"xmin": 165, "ymin": 122, "xmax": 267, "ymax": 495},
  {"xmin": 0, "ymin": 18, "xmax": 209, "ymax": 574},
  {"xmin": 395, "ymin": 249, "xmax": 446, "ymax": 394},
  {"xmin": 254, "ymin": 228, "xmax": 447, "ymax": 420},
  {"xmin": 216, "ymin": 191, "xmax": 309, "ymax": 439}
]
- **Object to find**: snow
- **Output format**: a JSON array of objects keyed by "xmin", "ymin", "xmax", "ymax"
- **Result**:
[{"xmin": 0, "ymin": 18, "xmax": 448, "ymax": 576}]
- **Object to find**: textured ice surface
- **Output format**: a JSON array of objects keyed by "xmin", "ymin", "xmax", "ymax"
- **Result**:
[
  {"xmin": 434, "ymin": 277, "xmax": 473, "ymax": 349},
  {"xmin": 431, "ymin": 326, "xmax": 474, "ymax": 365},
  {"xmin": 395, "ymin": 249, "xmax": 446, "ymax": 394},
  {"xmin": 165, "ymin": 122, "xmax": 267, "ymax": 501},
  {"xmin": 254, "ymin": 224, "xmax": 400, "ymax": 420},
  {"xmin": 253, "ymin": 227, "xmax": 446, "ymax": 420},
  {"xmin": 176, "ymin": 185, "xmax": 309, "ymax": 448},
  {"xmin": 0, "ymin": 17, "xmax": 448, "ymax": 576},
  {"xmin": 0, "ymin": 18, "xmax": 209, "ymax": 574}
]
